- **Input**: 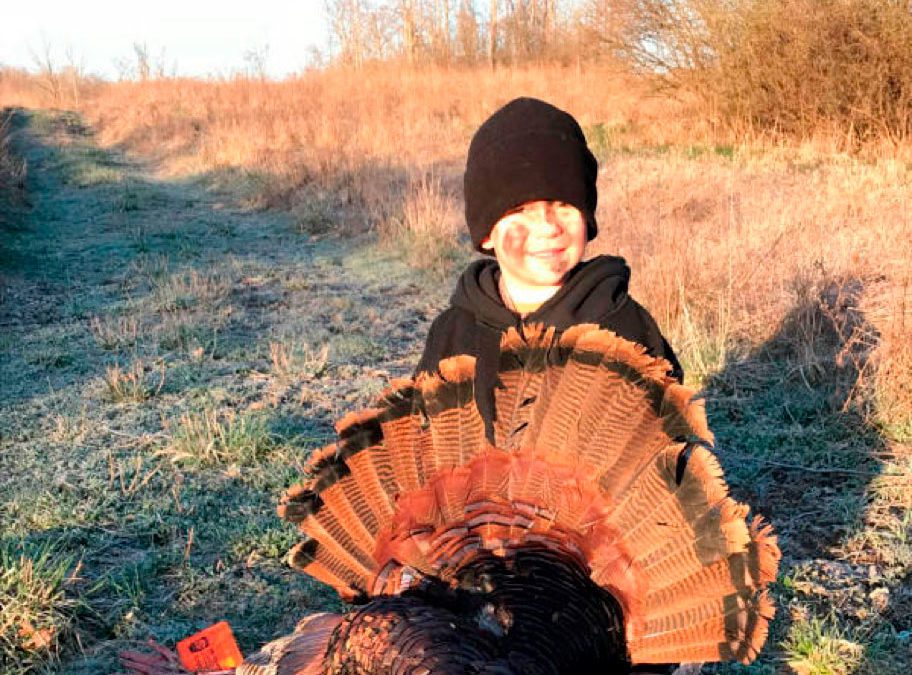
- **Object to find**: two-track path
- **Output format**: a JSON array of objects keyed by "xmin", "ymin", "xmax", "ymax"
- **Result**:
[{"xmin": 0, "ymin": 109, "xmax": 448, "ymax": 672}]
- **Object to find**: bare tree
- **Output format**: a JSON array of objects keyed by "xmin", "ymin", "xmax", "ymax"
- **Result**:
[
  {"xmin": 326, "ymin": 0, "xmax": 369, "ymax": 67},
  {"xmin": 134, "ymin": 42, "xmax": 152, "ymax": 81},
  {"xmin": 327, "ymin": 0, "xmax": 400, "ymax": 66},
  {"xmin": 433, "ymin": 0, "xmax": 452, "ymax": 62},
  {"xmin": 30, "ymin": 38, "xmax": 62, "ymax": 104},
  {"xmin": 498, "ymin": 0, "xmax": 559, "ymax": 63},
  {"xmin": 366, "ymin": 4, "xmax": 400, "ymax": 61},
  {"xmin": 400, "ymin": 0, "xmax": 420, "ymax": 63},
  {"xmin": 323, "ymin": 0, "xmax": 594, "ymax": 67},
  {"xmin": 456, "ymin": 0, "xmax": 481, "ymax": 62},
  {"xmin": 243, "ymin": 44, "xmax": 270, "ymax": 80},
  {"xmin": 488, "ymin": 0, "xmax": 499, "ymax": 66},
  {"xmin": 117, "ymin": 42, "xmax": 169, "ymax": 81}
]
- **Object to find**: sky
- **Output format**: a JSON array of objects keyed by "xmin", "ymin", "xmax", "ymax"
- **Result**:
[{"xmin": 1, "ymin": 0, "xmax": 330, "ymax": 79}]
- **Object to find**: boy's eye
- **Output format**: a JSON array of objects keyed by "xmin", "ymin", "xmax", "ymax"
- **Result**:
[{"xmin": 501, "ymin": 208, "xmax": 529, "ymax": 222}]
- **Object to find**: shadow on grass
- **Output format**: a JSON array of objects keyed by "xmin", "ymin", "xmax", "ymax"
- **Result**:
[{"xmin": 704, "ymin": 275, "xmax": 910, "ymax": 673}]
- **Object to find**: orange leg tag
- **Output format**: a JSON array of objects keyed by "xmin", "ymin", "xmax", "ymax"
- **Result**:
[{"xmin": 176, "ymin": 621, "xmax": 243, "ymax": 672}]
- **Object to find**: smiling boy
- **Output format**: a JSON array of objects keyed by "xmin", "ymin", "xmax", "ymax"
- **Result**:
[{"xmin": 416, "ymin": 97, "xmax": 682, "ymax": 442}]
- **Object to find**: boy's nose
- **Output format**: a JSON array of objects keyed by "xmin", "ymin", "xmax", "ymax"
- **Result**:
[{"xmin": 529, "ymin": 203, "xmax": 563, "ymax": 236}]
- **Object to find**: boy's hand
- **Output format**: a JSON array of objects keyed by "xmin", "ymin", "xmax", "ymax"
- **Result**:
[{"xmin": 118, "ymin": 640, "xmax": 196, "ymax": 674}]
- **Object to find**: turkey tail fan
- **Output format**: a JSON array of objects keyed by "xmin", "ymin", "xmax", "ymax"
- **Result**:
[
  {"xmin": 278, "ymin": 358, "xmax": 489, "ymax": 600},
  {"xmin": 492, "ymin": 323, "xmax": 559, "ymax": 449},
  {"xmin": 274, "ymin": 326, "xmax": 780, "ymax": 668}
]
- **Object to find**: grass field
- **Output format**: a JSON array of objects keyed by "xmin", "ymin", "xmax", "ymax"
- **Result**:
[{"xmin": 1, "ymin": 66, "xmax": 910, "ymax": 673}]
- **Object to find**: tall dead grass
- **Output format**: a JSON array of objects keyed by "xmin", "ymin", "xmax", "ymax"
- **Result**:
[
  {"xmin": 592, "ymin": 152, "xmax": 912, "ymax": 394},
  {"xmin": 37, "ymin": 65, "xmax": 695, "ymax": 215},
  {"xmin": 0, "ymin": 69, "xmax": 47, "ymax": 111}
]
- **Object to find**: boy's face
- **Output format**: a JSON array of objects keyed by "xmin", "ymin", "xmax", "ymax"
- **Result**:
[{"xmin": 481, "ymin": 200, "xmax": 586, "ymax": 289}]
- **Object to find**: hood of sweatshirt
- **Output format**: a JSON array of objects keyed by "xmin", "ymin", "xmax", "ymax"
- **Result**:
[{"xmin": 449, "ymin": 255, "xmax": 632, "ymax": 329}]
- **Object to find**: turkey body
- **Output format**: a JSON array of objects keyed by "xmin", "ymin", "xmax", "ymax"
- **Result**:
[
  {"xmin": 239, "ymin": 326, "xmax": 779, "ymax": 675},
  {"xmin": 324, "ymin": 545, "xmax": 628, "ymax": 674}
]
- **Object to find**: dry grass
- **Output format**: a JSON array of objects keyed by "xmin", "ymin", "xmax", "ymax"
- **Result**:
[
  {"xmin": 152, "ymin": 268, "xmax": 232, "ymax": 313},
  {"xmin": 81, "ymin": 65, "xmax": 667, "ymax": 172},
  {"xmin": 0, "ymin": 69, "xmax": 48, "ymax": 111},
  {"xmin": 860, "ymin": 279, "xmax": 912, "ymax": 443},
  {"xmin": 589, "ymin": 152, "xmax": 912, "ymax": 387},
  {"xmin": 6, "ymin": 67, "xmax": 907, "ymax": 338},
  {"xmin": 3, "ymin": 67, "xmax": 908, "ymax": 336},
  {"xmin": 104, "ymin": 360, "xmax": 164, "ymax": 403},
  {"xmin": 374, "ymin": 170, "xmax": 467, "ymax": 274},
  {"xmin": 0, "ymin": 64, "xmax": 695, "ymax": 221},
  {"xmin": 269, "ymin": 340, "xmax": 330, "ymax": 383},
  {"xmin": 90, "ymin": 314, "xmax": 140, "ymax": 351}
]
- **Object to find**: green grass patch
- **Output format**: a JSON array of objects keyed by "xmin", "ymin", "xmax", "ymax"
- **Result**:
[
  {"xmin": 583, "ymin": 121, "xmax": 633, "ymax": 162},
  {"xmin": 784, "ymin": 615, "xmax": 864, "ymax": 674},
  {"xmin": 157, "ymin": 314, "xmax": 217, "ymax": 353},
  {"xmin": 0, "ymin": 540, "xmax": 81, "ymax": 674},
  {"xmin": 51, "ymin": 146, "xmax": 122, "ymax": 187},
  {"xmin": 328, "ymin": 332, "xmax": 384, "ymax": 364},
  {"xmin": 164, "ymin": 407, "xmax": 280, "ymax": 467}
]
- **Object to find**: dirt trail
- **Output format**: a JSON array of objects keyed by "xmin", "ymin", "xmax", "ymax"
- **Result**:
[{"xmin": 0, "ymin": 109, "xmax": 447, "ymax": 673}]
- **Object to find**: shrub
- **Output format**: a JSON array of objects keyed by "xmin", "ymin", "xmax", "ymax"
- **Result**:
[{"xmin": 615, "ymin": 0, "xmax": 912, "ymax": 143}]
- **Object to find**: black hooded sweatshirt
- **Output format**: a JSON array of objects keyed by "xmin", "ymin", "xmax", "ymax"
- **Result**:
[{"xmin": 416, "ymin": 255, "xmax": 683, "ymax": 442}]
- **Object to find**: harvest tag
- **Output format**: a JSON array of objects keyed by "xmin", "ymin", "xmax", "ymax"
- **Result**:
[{"xmin": 176, "ymin": 621, "xmax": 243, "ymax": 672}]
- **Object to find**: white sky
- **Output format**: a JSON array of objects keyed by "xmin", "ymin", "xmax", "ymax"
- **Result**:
[{"xmin": 1, "ymin": 0, "xmax": 330, "ymax": 79}]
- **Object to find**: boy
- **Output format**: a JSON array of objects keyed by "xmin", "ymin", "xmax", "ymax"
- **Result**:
[{"xmin": 417, "ymin": 97, "xmax": 682, "ymax": 442}]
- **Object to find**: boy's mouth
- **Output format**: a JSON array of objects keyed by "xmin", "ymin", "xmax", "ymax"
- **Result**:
[{"xmin": 528, "ymin": 247, "xmax": 566, "ymax": 259}]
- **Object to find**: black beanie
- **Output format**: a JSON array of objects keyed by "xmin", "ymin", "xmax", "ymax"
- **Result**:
[{"xmin": 464, "ymin": 97, "xmax": 598, "ymax": 253}]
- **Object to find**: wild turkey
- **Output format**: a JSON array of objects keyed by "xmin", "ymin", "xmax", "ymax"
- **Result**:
[{"xmin": 235, "ymin": 325, "xmax": 780, "ymax": 674}]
